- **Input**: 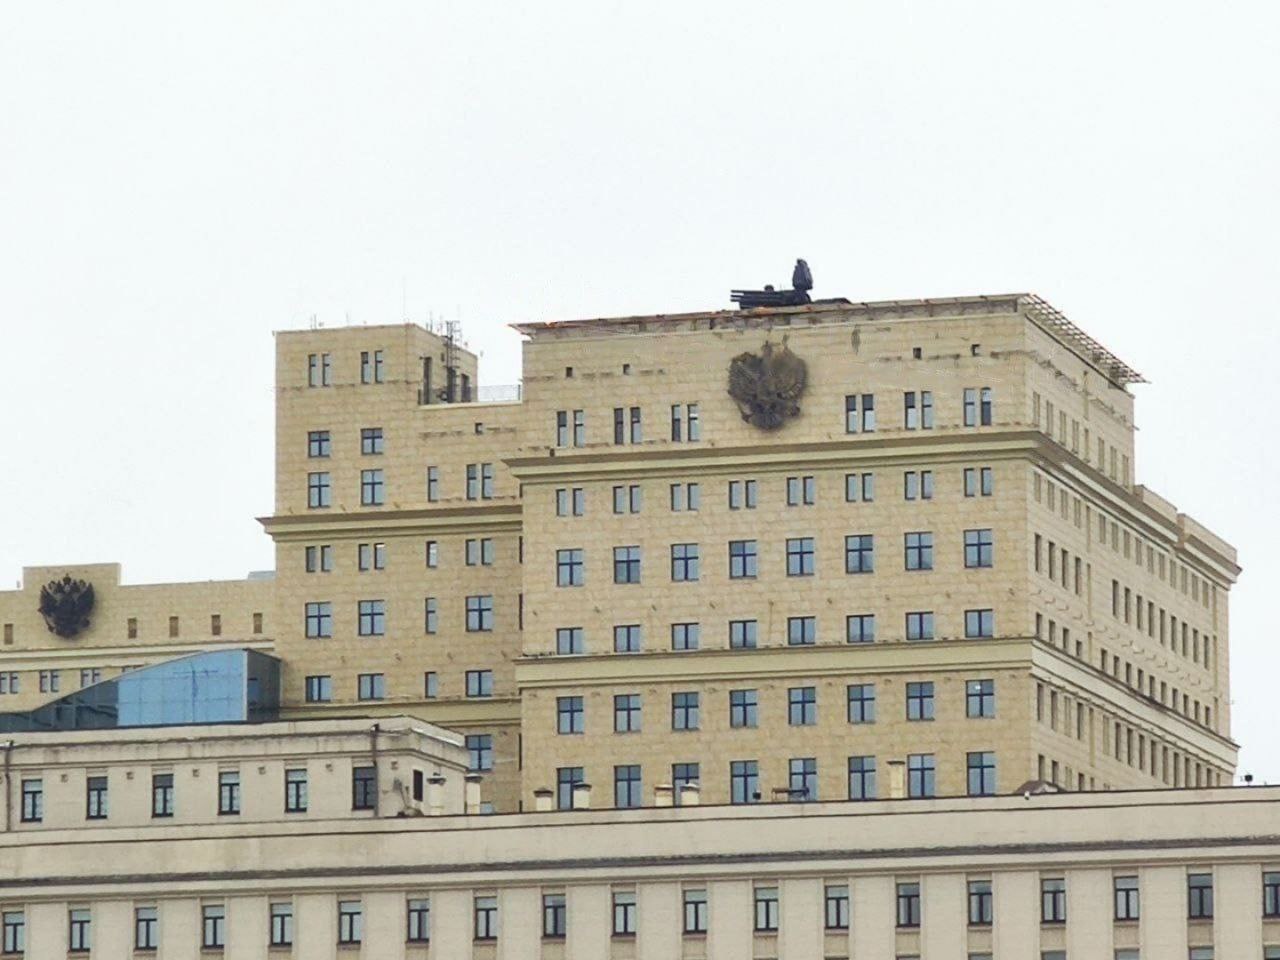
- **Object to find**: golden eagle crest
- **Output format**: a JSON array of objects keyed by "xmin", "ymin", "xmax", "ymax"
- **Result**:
[
  {"xmin": 727, "ymin": 339, "xmax": 808, "ymax": 430},
  {"xmin": 38, "ymin": 575, "xmax": 95, "ymax": 639}
]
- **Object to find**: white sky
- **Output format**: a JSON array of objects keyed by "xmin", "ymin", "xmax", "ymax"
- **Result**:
[{"xmin": 1, "ymin": 2, "xmax": 1277, "ymax": 779}]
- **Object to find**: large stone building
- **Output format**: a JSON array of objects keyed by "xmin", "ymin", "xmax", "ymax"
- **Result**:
[{"xmin": 0, "ymin": 290, "xmax": 1259, "ymax": 958}]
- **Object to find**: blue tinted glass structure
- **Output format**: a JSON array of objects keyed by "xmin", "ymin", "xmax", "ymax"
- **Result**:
[{"xmin": 0, "ymin": 649, "xmax": 280, "ymax": 732}]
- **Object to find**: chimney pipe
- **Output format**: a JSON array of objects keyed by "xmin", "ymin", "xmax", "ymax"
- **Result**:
[
  {"xmin": 533, "ymin": 788, "xmax": 554, "ymax": 812},
  {"xmin": 464, "ymin": 773, "xmax": 483, "ymax": 813},
  {"xmin": 654, "ymin": 783, "xmax": 674, "ymax": 807},
  {"xmin": 571, "ymin": 782, "xmax": 592, "ymax": 810},
  {"xmin": 678, "ymin": 782, "xmax": 701, "ymax": 806},
  {"xmin": 887, "ymin": 759, "xmax": 906, "ymax": 799},
  {"xmin": 426, "ymin": 774, "xmax": 446, "ymax": 816}
]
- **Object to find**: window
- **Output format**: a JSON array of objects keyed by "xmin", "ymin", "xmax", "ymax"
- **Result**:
[
  {"xmin": 825, "ymin": 884, "xmax": 850, "ymax": 929},
  {"xmin": 614, "ymin": 694, "xmax": 642, "ymax": 733},
  {"xmin": 672, "ymin": 763, "xmax": 700, "ymax": 803},
  {"xmin": 307, "ymin": 429, "xmax": 331, "ymax": 458},
  {"xmin": 730, "ymin": 759, "xmax": 759, "ymax": 803},
  {"xmin": 964, "ymin": 386, "xmax": 993, "ymax": 426},
  {"xmin": 304, "ymin": 601, "xmax": 332, "ymax": 638},
  {"xmin": 425, "ymin": 540, "xmax": 439, "ymax": 567},
  {"xmin": 352, "ymin": 766, "xmax": 377, "ymax": 810},
  {"xmin": 542, "ymin": 894, "xmax": 567, "ymax": 938},
  {"xmin": 556, "ymin": 627, "xmax": 585, "ymax": 655},
  {"xmin": 729, "ymin": 540, "xmax": 758, "ymax": 578},
  {"xmin": 897, "ymin": 882, "xmax": 921, "ymax": 927},
  {"xmin": 846, "ymin": 613, "xmax": 875, "ymax": 643},
  {"xmin": 671, "ymin": 622, "xmax": 700, "ymax": 651},
  {"xmin": 216, "ymin": 771, "xmax": 241, "ymax": 815},
  {"xmin": 728, "ymin": 479, "xmax": 758, "ymax": 509},
  {"xmin": 670, "ymin": 482, "xmax": 700, "ymax": 511},
  {"xmin": 965, "ymin": 608, "xmax": 995, "ymax": 639},
  {"xmin": 967, "ymin": 751, "xmax": 996, "ymax": 796},
  {"xmin": 284, "ymin": 768, "xmax": 308, "ymax": 813},
  {"xmin": 406, "ymin": 898, "xmax": 430, "ymax": 943},
  {"xmin": 754, "ymin": 887, "xmax": 779, "ymax": 931},
  {"xmin": 1264, "ymin": 870, "xmax": 1280, "ymax": 917},
  {"xmin": 306, "ymin": 352, "xmax": 331, "ymax": 387},
  {"xmin": 904, "ymin": 390, "xmax": 933, "ymax": 429},
  {"xmin": 671, "ymin": 403, "xmax": 699, "ymax": 441},
  {"xmin": 1189, "ymin": 951, "xmax": 1214, "ymax": 960},
  {"xmin": 1, "ymin": 912, "xmax": 23, "ymax": 956},
  {"xmin": 846, "ymin": 472, "xmax": 875, "ymax": 501},
  {"xmin": 612, "ymin": 891, "xmax": 637, "ymax": 936},
  {"xmin": 426, "ymin": 465, "xmax": 440, "ymax": 501},
  {"xmin": 360, "ymin": 468, "xmax": 385, "ymax": 505},
  {"xmin": 614, "ymin": 765, "xmax": 642, "ymax": 808},
  {"xmin": 671, "ymin": 543, "xmax": 700, "ymax": 581},
  {"xmin": 730, "ymin": 689, "xmax": 759, "ymax": 728},
  {"xmin": 906, "ymin": 682, "xmax": 934, "ymax": 720},
  {"xmin": 846, "ymin": 684, "xmax": 877, "ymax": 725},
  {"xmin": 304, "ymin": 674, "xmax": 332, "ymax": 703},
  {"xmin": 672, "ymin": 692, "xmax": 700, "ymax": 730},
  {"xmin": 202, "ymin": 904, "xmax": 226, "ymax": 948},
  {"xmin": 466, "ymin": 595, "xmax": 494, "ymax": 631},
  {"xmin": 357, "ymin": 673, "xmax": 386, "ymax": 701},
  {"xmin": 683, "ymin": 889, "xmax": 708, "ymax": 934},
  {"xmin": 729, "ymin": 619, "xmax": 758, "ymax": 649},
  {"xmin": 966, "ymin": 679, "xmax": 995, "ymax": 718},
  {"xmin": 39, "ymin": 669, "xmax": 60, "ymax": 693},
  {"xmin": 1114, "ymin": 875, "xmax": 1139, "ymax": 920},
  {"xmin": 1041, "ymin": 878, "xmax": 1066, "ymax": 923},
  {"xmin": 789, "ymin": 757, "xmax": 817, "ymax": 801},
  {"xmin": 613, "ymin": 624, "xmax": 642, "ymax": 653},
  {"xmin": 904, "ymin": 470, "xmax": 933, "ymax": 500},
  {"xmin": 466, "ymin": 463, "xmax": 495, "ymax": 499},
  {"xmin": 613, "ymin": 405, "xmax": 643, "ymax": 444},
  {"xmin": 79, "ymin": 668, "xmax": 101, "ymax": 687},
  {"xmin": 556, "ymin": 548, "xmax": 585, "ymax": 586},
  {"xmin": 307, "ymin": 471, "xmax": 331, "ymax": 508},
  {"xmin": 1188, "ymin": 872, "xmax": 1213, "ymax": 919},
  {"xmin": 337, "ymin": 900, "xmax": 362, "ymax": 945},
  {"xmin": 68, "ymin": 909, "xmax": 91, "ymax": 952},
  {"xmin": 788, "ymin": 686, "xmax": 817, "ymax": 725},
  {"xmin": 611, "ymin": 484, "xmax": 640, "ymax": 514},
  {"xmin": 305, "ymin": 544, "xmax": 333, "ymax": 573},
  {"xmin": 968, "ymin": 880, "xmax": 993, "ymax": 925},
  {"xmin": 151, "ymin": 772, "xmax": 174, "ymax": 817},
  {"xmin": 786, "ymin": 537, "xmax": 816, "ymax": 577},
  {"xmin": 845, "ymin": 393, "xmax": 875, "ymax": 432},
  {"xmin": 965, "ymin": 528, "xmax": 994, "ymax": 567},
  {"xmin": 556, "ymin": 767, "xmax": 584, "ymax": 810},
  {"xmin": 787, "ymin": 616, "xmax": 816, "ymax": 646},
  {"xmin": 424, "ymin": 597, "xmax": 439, "ymax": 634},
  {"xmin": 845, "ymin": 534, "xmax": 874, "ymax": 574},
  {"xmin": 465, "ymin": 670, "xmax": 494, "ymax": 697},
  {"xmin": 905, "ymin": 531, "xmax": 933, "ymax": 570},
  {"xmin": 786, "ymin": 475, "xmax": 816, "ymax": 505},
  {"xmin": 359, "ymin": 348, "xmax": 384, "ymax": 384},
  {"xmin": 474, "ymin": 896, "xmax": 499, "ymax": 940},
  {"xmin": 906, "ymin": 611, "xmax": 935, "ymax": 641},
  {"xmin": 907, "ymin": 754, "xmax": 936, "ymax": 797},
  {"xmin": 423, "ymin": 672, "xmax": 438, "ymax": 698},
  {"xmin": 614, "ymin": 545, "xmax": 642, "ymax": 584},
  {"xmin": 360, "ymin": 426, "xmax": 384, "ymax": 455},
  {"xmin": 557, "ymin": 696, "xmax": 585, "ymax": 734},
  {"xmin": 357, "ymin": 599, "xmax": 385, "ymax": 636},
  {"xmin": 848, "ymin": 756, "xmax": 876, "ymax": 799},
  {"xmin": 464, "ymin": 538, "xmax": 495, "ymax": 566},
  {"xmin": 136, "ymin": 909, "xmax": 159, "ymax": 951},
  {"xmin": 20, "ymin": 778, "xmax": 42, "ymax": 822},
  {"xmin": 964, "ymin": 466, "xmax": 994, "ymax": 497},
  {"xmin": 85, "ymin": 775, "xmax": 108, "ymax": 820}
]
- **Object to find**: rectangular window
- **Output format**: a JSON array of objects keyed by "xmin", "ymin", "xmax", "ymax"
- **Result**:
[
  {"xmin": 465, "ymin": 670, "xmax": 494, "ymax": 697},
  {"xmin": 848, "ymin": 683, "xmax": 876, "ymax": 723},
  {"xmin": 337, "ymin": 901, "xmax": 362, "ymax": 945},
  {"xmin": 357, "ymin": 673, "xmax": 386, "ymax": 701},
  {"xmin": 611, "ymin": 484, "xmax": 641, "ymax": 514},
  {"xmin": 671, "ymin": 543, "xmax": 700, "ymax": 581},
  {"xmin": 683, "ymin": 889, "xmax": 707, "ymax": 934},
  {"xmin": 907, "ymin": 754, "xmax": 936, "ymax": 797},
  {"xmin": 906, "ymin": 611, "xmax": 935, "ymax": 641},
  {"xmin": 670, "ymin": 482, "xmax": 700, "ymax": 511},
  {"xmin": 134, "ymin": 906, "xmax": 158, "ymax": 950},
  {"xmin": 352, "ymin": 767, "xmax": 377, "ymax": 810},
  {"xmin": 20, "ymin": 779, "xmax": 41, "ymax": 822},
  {"xmin": 1188, "ymin": 873, "xmax": 1213, "ymax": 919},
  {"xmin": 406, "ymin": 899, "xmax": 430, "ymax": 943},
  {"xmin": 730, "ymin": 759, "xmax": 759, "ymax": 804},
  {"xmin": 613, "ymin": 624, "xmax": 642, "ymax": 653},
  {"xmin": 85, "ymin": 775, "xmax": 108, "ymax": 820},
  {"xmin": 201, "ymin": 904, "xmax": 226, "ymax": 948},
  {"xmin": 426, "ymin": 465, "xmax": 439, "ymax": 501},
  {"xmin": 730, "ymin": 689, "xmax": 759, "ymax": 728},
  {"xmin": 672, "ymin": 763, "xmax": 700, "ymax": 804},
  {"xmin": 786, "ymin": 537, "xmax": 815, "ymax": 576},
  {"xmin": 39, "ymin": 669, "xmax": 61, "ymax": 693},
  {"xmin": 1114, "ymin": 875, "xmax": 1140, "ymax": 920},
  {"xmin": 965, "ymin": 608, "xmax": 995, "ymax": 639},
  {"xmin": 904, "ymin": 470, "xmax": 934, "ymax": 500},
  {"xmin": 284, "ymin": 768, "xmax": 308, "ymax": 813},
  {"xmin": 729, "ymin": 619, "xmax": 758, "ymax": 649},
  {"xmin": 1263, "ymin": 870, "xmax": 1280, "ymax": 918},
  {"xmin": 218, "ymin": 771, "xmax": 240, "ymax": 815},
  {"xmin": 906, "ymin": 681, "xmax": 935, "ymax": 720},
  {"xmin": 466, "ymin": 734, "xmax": 494, "ymax": 772},
  {"xmin": 556, "ymin": 767, "xmax": 583, "ymax": 810},
  {"xmin": 825, "ymin": 884, "xmax": 850, "ymax": 929},
  {"xmin": 425, "ymin": 540, "xmax": 439, "ymax": 568},
  {"xmin": 612, "ymin": 891, "xmax": 637, "ymax": 936},
  {"xmin": 787, "ymin": 615, "xmax": 816, "ymax": 646},
  {"xmin": 614, "ymin": 545, "xmax": 642, "ymax": 584},
  {"xmin": 897, "ymin": 882, "xmax": 921, "ymax": 927},
  {"xmin": 614, "ymin": 694, "xmax": 642, "ymax": 733},
  {"xmin": 1041, "ymin": 878, "xmax": 1067, "ymax": 922},
  {"xmin": 614, "ymin": 765, "xmax": 642, "ymax": 808},
  {"xmin": 304, "ymin": 675, "xmax": 332, "ymax": 703},
  {"xmin": 965, "ymin": 528, "xmax": 994, "ymax": 567},
  {"xmin": 786, "ymin": 475, "xmax": 816, "ymax": 506},
  {"xmin": 729, "ymin": 540, "xmax": 758, "ymax": 578},
  {"xmin": 968, "ymin": 880, "xmax": 993, "ymax": 926},
  {"xmin": 754, "ymin": 887, "xmax": 779, "ymax": 932},
  {"xmin": 360, "ymin": 426, "xmax": 384, "ymax": 455},
  {"xmin": 964, "ymin": 466, "xmax": 995, "ymax": 497},
  {"xmin": 474, "ymin": 896, "xmax": 499, "ymax": 940},
  {"xmin": 904, "ymin": 531, "xmax": 933, "ymax": 570},
  {"xmin": 728, "ymin": 478, "xmax": 758, "ymax": 509},
  {"xmin": 845, "ymin": 393, "xmax": 875, "ymax": 432},
  {"xmin": 967, "ymin": 751, "xmax": 996, "ymax": 796},
  {"xmin": 423, "ymin": 671, "xmax": 438, "ymax": 698},
  {"xmin": 671, "ymin": 622, "xmax": 700, "ymax": 651},
  {"xmin": 848, "ymin": 755, "xmax": 877, "ymax": 799},
  {"xmin": 846, "ymin": 613, "xmax": 875, "ymax": 643},
  {"xmin": 556, "ymin": 626, "xmax": 585, "ymax": 655},
  {"xmin": 151, "ymin": 772, "xmax": 174, "ymax": 817},
  {"xmin": 307, "ymin": 471, "xmax": 331, "ymax": 508},
  {"xmin": 357, "ymin": 599, "xmax": 385, "ymax": 636},
  {"xmin": 672, "ymin": 692, "xmax": 700, "ymax": 731},
  {"xmin": 789, "ymin": 757, "xmax": 817, "ymax": 801},
  {"xmin": 306, "ymin": 352, "xmax": 331, "ymax": 387},
  {"xmin": 466, "ymin": 595, "xmax": 495, "ymax": 631},
  {"xmin": 542, "ymin": 893, "xmax": 567, "ymax": 938},
  {"xmin": 69, "ymin": 909, "xmax": 91, "ymax": 952},
  {"xmin": 557, "ymin": 696, "xmax": 585, "ymax": 734},
  {"xmin": 966, "ymin": 679, "xmax": 995, "ymax": 717},
  {"xmin": 670, "ymin": 403, "xmax": 700, "ymax": 441},
  {"xmin": 845, "ymin": 534, "xmax": 874, "ymax": 574},
  {"xmin": 307, "ymin": 429, "xmax": 331, "ymax": 458},
  {"xmin": 556, "ymin": 548, "xmax": 585, "ymax": 586},
  {"xmin": 845, "ymin": 471, "xmax": 875, "ymax": 501},
  {"xmin": 788, "ymin": 686, "xmax": 817, "ymax": 725},
  {"xmin": 360, "ymin": 469, "xmax": 385, "ymax": 506}
]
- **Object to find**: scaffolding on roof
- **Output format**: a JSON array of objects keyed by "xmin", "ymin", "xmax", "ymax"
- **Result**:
[{"xmin": 1020, "ymin": 294, "xmax": 1146, "ymax": 387}]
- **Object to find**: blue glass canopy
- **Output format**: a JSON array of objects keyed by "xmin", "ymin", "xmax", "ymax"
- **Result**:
[{"xmin": 0, "ymin": 649, "xmax": 280, "ymax": 732}]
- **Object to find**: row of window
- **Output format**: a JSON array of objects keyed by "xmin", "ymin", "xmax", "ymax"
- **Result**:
[
  {"xmin": 1111, "ymin": 579, "xmax": 1216, "ymax": 670},
  {"xmin": 17, "ymin": 767, "xmax": 379, "ymax": 824},
  {"xmin": 1032, "ymin": 390, "xmax": 1130, "ymax": 487},
  {"xmin": 1098, "ymin": 644, "xmax": 1216, "ymax": 730},
  {"xmin": 2, "ymin": 669, "xmax": 101, "ymax": 697},
  {"xmin": 4, "ymin": 869, "xmax": 1279, "ymax": 955},
  {"xmin": 555, "ymin": 403, "xmax": 701, "ymax": 447},
  {"xmin": 556, "ymin": 466, "xmax": 996, "ymax": 517},
  {"xmin": 554, "ymin": 679, "xmax": 996, "ymax": 734},
  {"xmin": 305, "ymin": 669, "xmax": 495, "ymax": 703},
  {"xmin": 0, "ymin": 613, "xmax": 264, "ymax": 659},
  {"xmin": 305, "ymin": 349, "xmax": 392, "ymax": 387},
  {"xmin": 305, "ymin": 427, "xmax": 384, "ymax": 458}
]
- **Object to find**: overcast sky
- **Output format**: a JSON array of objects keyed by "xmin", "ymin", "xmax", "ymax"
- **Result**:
[{"xmin": 1, "ymin": 2, "xmax": 1277, "ymax": 779}]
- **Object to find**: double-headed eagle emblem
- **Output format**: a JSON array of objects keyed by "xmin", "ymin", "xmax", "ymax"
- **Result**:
[
  {"xmin": 727, "ymin": 339, "xmax": 808, "ymax": 431},
  {"xmin": 38, "ymin": 575, "xmax": 95, "ymax": 639}
]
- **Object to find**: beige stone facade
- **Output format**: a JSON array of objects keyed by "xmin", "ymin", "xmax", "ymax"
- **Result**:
[{"xmin": 1, "ymin": 294, "xmax": 1239, "ymax": 816}]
